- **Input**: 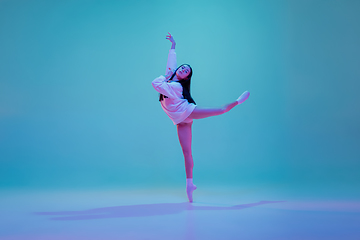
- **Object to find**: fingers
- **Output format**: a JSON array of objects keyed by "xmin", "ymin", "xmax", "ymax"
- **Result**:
[{"xmin": 166, "ymin": 32, "xmax": 172, "ymax": 40}]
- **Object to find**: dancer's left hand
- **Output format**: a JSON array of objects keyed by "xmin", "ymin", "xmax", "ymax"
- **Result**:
[
  {"xmin": 165, "ymin": 68, "xmax": 174, "ymax": 80},
  {"xmin": 166, "ymin": 32, "xmax": 175, "ymax": 44}
]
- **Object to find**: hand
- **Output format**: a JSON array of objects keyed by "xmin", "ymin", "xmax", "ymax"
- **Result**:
[
  {"xmin": 165, "ymin": 68, "xmax": 174, "ymax": 80},
  {"xmin": 166, "ymin": 32, "xmax": 176, "ymax": 45}
]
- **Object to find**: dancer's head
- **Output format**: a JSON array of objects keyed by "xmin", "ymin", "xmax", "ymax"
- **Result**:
[
  {"xmin": 159, "ymin": 64, "xmax": 196, "ymax": 104},
  {"xmin": 174, "ymin": 64, "xmax": 192, "ymax": 81}
]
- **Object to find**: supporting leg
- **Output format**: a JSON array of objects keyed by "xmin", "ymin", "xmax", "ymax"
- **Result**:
[
  {"xmin": 177, "ymin": 122, "xmax": 197, "ymax": 202},
  {"xmin": 177, "ymin": 122, "xmax": 194, "ymax": 178}
]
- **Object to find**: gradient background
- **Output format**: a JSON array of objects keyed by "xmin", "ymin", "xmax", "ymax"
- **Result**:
[{"xmin": 1, "ymin": 0, "xmax": 359, "ymax": 194}]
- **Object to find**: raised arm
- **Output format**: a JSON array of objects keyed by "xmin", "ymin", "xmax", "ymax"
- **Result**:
[
  {"xmin": 165, "ymin": 32, "xmax": 177, "ymax": 76},
  {"xmin": 151, "ymin": 32, "xmax": 182, "ymax": 98}
]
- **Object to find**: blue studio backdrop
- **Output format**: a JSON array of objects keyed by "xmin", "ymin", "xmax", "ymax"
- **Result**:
[{"xmin": 0, "ymin": 0, "xmax": 359, "ymax": 192}]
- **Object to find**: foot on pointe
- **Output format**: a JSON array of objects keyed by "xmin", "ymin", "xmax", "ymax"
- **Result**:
[
  {"xmin": 186, "ymin": 184, "xmax": 197, "ymax": 203},
  {"xmin": 237, "ymin": 91, "xmax": 250, "ymax": 104}
]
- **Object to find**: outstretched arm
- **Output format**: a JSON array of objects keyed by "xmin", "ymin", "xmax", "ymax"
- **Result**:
[{"xmin": 166, "ymin": 32, "xmax": 176, "ymax": 49}]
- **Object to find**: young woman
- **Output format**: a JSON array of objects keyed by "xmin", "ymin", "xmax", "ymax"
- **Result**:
[{"xmin": 152, "ymin": 33, "xmax": 250, "ymax": 202}]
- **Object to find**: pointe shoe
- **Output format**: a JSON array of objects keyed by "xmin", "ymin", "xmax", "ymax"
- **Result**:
[
  {"xmin": 237, "ymin": 91, "xmax": 250, "ymax": 104},
  {"xmin": 186, "ymin": 184, "xmax": 197, "ymax": 202}
]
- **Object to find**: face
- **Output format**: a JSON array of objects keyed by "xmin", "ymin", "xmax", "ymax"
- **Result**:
[{"xmin": 176, "ymin": 65, "xmax": 191, "ymax": 80}]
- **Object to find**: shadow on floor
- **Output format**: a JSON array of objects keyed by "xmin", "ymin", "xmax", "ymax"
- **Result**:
[{"xmin": 34, "ymin": 200, "xmax": 286, "ymax": 221}]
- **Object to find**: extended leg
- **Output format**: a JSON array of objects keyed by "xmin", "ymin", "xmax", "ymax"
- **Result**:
[
  {"xmin": 177, "ymin": 122, "xmax": 197, "ymax": 202},
  {"xmin": 188, "ymin": 91, "xmax": 250, "ymax": 120},
  {"xmin": 188, "ymin": 101, "xmax": 237, "ymax": 119}
]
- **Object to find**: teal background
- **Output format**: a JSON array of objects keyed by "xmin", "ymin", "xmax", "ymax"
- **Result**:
[{"xmin": 1, "ymin": 0, "xmax": 359, "ymax": 191}]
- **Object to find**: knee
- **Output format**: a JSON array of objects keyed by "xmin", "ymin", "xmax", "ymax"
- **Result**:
[
  {"xmin": 220, "ymin": 107, "xmax": 227, "ymax": 114},
  {"xmin": 182, "ymin": 148, "xmax": 192, "ymax": 157}
]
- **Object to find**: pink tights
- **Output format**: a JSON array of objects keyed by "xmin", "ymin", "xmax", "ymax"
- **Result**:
[{"xmin": 177, "ymin": 101, "xmax": 238, "ymax": 178}]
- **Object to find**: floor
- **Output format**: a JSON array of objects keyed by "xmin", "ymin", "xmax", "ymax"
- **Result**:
[{"xmin": 1, "ymin": 185, "xmax": 359, "ymax": 240}]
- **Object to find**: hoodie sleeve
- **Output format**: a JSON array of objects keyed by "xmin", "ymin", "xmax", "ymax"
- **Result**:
[
  {"xmin": 151, "ymin": 75, "xmax": 183, "ymax": 99},
  {"xmin": 165, "ymin": 49, "xmax": 177, "ymax": 76}
]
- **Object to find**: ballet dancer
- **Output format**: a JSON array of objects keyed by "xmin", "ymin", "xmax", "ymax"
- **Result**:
[{"xmin": 151, "ymin": 32, "xmax": 250, "ymax": 202}]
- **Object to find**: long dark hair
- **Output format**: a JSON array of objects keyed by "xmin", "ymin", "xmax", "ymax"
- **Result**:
[{"xmin": 159, "ymin": 64, "xmax": 196, "ymax": 104}]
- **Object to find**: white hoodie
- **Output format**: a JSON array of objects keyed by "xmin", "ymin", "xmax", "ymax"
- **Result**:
[{"xmin": 152, "ymin": 49, "xmax": 196, "ymax": 125}]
